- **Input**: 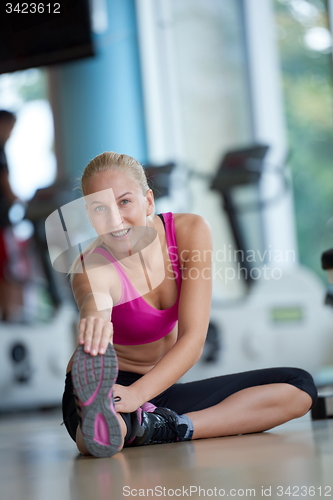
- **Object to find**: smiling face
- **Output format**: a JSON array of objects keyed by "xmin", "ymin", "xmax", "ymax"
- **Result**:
[{"xmin": 84, "ymin": 169, "xmax": 154, "ymax": 255}]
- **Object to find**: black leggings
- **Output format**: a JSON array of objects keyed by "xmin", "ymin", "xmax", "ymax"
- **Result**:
[{"xmin": 62, "ymin": 366, "xmax": 317, "ymax": 442}]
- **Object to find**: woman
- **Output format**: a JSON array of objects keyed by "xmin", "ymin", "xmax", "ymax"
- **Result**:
[{"xmin": 62, "ymin": 152, "xmax": 317, "ymax": 458}]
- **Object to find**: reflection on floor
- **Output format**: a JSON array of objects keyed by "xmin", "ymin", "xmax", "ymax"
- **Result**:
[{"xmin": 0, "ymin": 409, "xmax": 332, "ymax": 500}]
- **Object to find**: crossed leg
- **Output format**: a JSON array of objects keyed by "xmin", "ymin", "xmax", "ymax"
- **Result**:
[
  {"xmin": 76, "ymin": 383, "xmax": 312, "ymax": 454},
  {"xmin": 186, "ymin": 383, "xmax": 312, "ymax": 439},
  {"xmin": 71, "ymin": 366, "xmax": 317, "ymax": 455}
]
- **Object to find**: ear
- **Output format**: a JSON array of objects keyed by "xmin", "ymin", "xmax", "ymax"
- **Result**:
[{"xmin": 146, "ymin": 189, "xmax": 155, "ymax": 216}]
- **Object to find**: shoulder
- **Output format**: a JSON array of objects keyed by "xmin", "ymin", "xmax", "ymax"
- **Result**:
[
  {"xmin": 72, "ymin": 248, "xmax": 118, "ymax": 289},
  {"xmin": 83, "ymin": 248, "xmax": 111, "ymax": 268},
  {"xmin": 71, "ymin": 247, "xmax": 112, "ymax": 275},
  {"xmin": 173, "ymin": 213, "xmax": 211, "ymax": 242},
  {"xmin": 172, "ymin": 213, "xmax": 212, "ymax": 263},
  {"xmin": 71, "ymin": 247, "xmax": 120, "ymax": 306}
]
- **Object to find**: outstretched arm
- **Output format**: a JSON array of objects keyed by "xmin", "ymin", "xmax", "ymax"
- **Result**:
[
  {"xmin": 114, "ymin": 214, "xmax": 213, "ymax": 413},
  {"xmin": 67, "ymin": 253, "xmax": 115, "ymax": 370}
]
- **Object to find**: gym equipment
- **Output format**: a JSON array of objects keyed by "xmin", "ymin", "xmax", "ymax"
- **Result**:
[
  {"xmin": 311, "ymin": 249, "xmax": 333, "ymax": 420},
  {"xmin": 181, "ymin": 145, "xmax": 333, "ymax": 382},
  {"xmin": 0, "ymin": 306, "xmax": 76, "ymax": 411},
  {"xmin": 0, "ymin": 183, "xmax": 78, "ymax": 411}
]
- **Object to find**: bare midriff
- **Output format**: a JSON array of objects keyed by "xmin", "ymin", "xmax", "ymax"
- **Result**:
[
  {"xmin": 66, "ymin": 324, "xmax": 178, "ymax": 375},
  {"xmin": 115, "ymin": 324, "xmax": 178, "ymax": 374}
]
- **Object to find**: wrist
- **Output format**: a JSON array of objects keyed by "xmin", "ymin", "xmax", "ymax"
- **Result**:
[
  {"xmin": 80, "ymin": 304, "xmax": 111, "ymax": 322},
  {"xmin": 130, "ymin": 379, "xmax": 151, "ymax": 408}
]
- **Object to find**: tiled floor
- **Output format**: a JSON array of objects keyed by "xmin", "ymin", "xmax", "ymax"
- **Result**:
[{"xmin": 1, "ymin": 409, "xmax": 333, "ymax": 500}]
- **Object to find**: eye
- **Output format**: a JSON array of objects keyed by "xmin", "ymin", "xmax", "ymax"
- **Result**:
[
  {"xmin": 119, "ymin": 199, "xmax": 130, "ymax": 205},
  {"xmin": 95, "ymin": 205, "xmax": 106, "ymax": 212}
]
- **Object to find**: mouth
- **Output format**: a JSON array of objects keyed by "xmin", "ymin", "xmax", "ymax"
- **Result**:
[{"xmin": 110, "ymin": 228, "xmax": 130, "ymax": 237}]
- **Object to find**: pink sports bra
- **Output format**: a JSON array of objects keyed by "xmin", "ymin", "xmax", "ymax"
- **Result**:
[{"xmin": 91, "ymin": 212, "xmax": 182, "ymax": 345}]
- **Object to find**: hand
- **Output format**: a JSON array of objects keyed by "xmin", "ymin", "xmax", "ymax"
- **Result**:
[
  {"xmin": 78, "ymin": 316, "xmax": 113, "ymax": 356},
  {"xmin": 113, "ymin": 384, "xmax": 143, "ymax": 413}
]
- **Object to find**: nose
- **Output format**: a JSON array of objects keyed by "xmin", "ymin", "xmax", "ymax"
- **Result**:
[{"xmin": 107, "ymin": 203, "xmax": 123, "ymax": 231}]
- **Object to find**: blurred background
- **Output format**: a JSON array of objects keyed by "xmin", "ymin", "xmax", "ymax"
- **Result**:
[{"xmin": 1, "ymin": 0, "xmax": 333, "ymax": 412}]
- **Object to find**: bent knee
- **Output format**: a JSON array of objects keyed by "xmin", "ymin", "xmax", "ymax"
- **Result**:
[
  {"xmin": 284, "ymin": 384, "xmax": 313, "ymax": 418},
  {"xmin": 287, "ymin": 367, "xmax": 317, "ymax": 400}
]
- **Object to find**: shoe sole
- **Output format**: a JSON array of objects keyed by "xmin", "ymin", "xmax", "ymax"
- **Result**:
[{"xmin": 71, "ymin": 344, "xmax": 122, "ymax": 458}]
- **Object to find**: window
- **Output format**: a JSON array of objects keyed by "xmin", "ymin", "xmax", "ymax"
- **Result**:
[
  {"xmin": 274, "ymin": 0, "xmax": 333, "ymax": 280},
  {"xmin": 0, "ymin": 68, "xmax": 56, "ymax": 201}
]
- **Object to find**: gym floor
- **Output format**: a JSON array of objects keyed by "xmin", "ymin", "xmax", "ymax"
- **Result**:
[{"xmin": 1, "ymin": 409, "xmax": 332, "ymax": 500}]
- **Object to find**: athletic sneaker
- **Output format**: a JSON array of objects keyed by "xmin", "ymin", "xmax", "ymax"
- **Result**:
[
  {"xmin": 71, "ymin": 343, "xmax": 123, "ymax": 458},
  {"xmin": 131, "ymin": 407, "xmax": 193, "ymax": 446}
]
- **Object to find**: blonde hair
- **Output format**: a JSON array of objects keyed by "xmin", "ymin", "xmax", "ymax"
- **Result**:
[{"xmin": 68, "ymin": 152, "xmax": 154, "ymax": 282}]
